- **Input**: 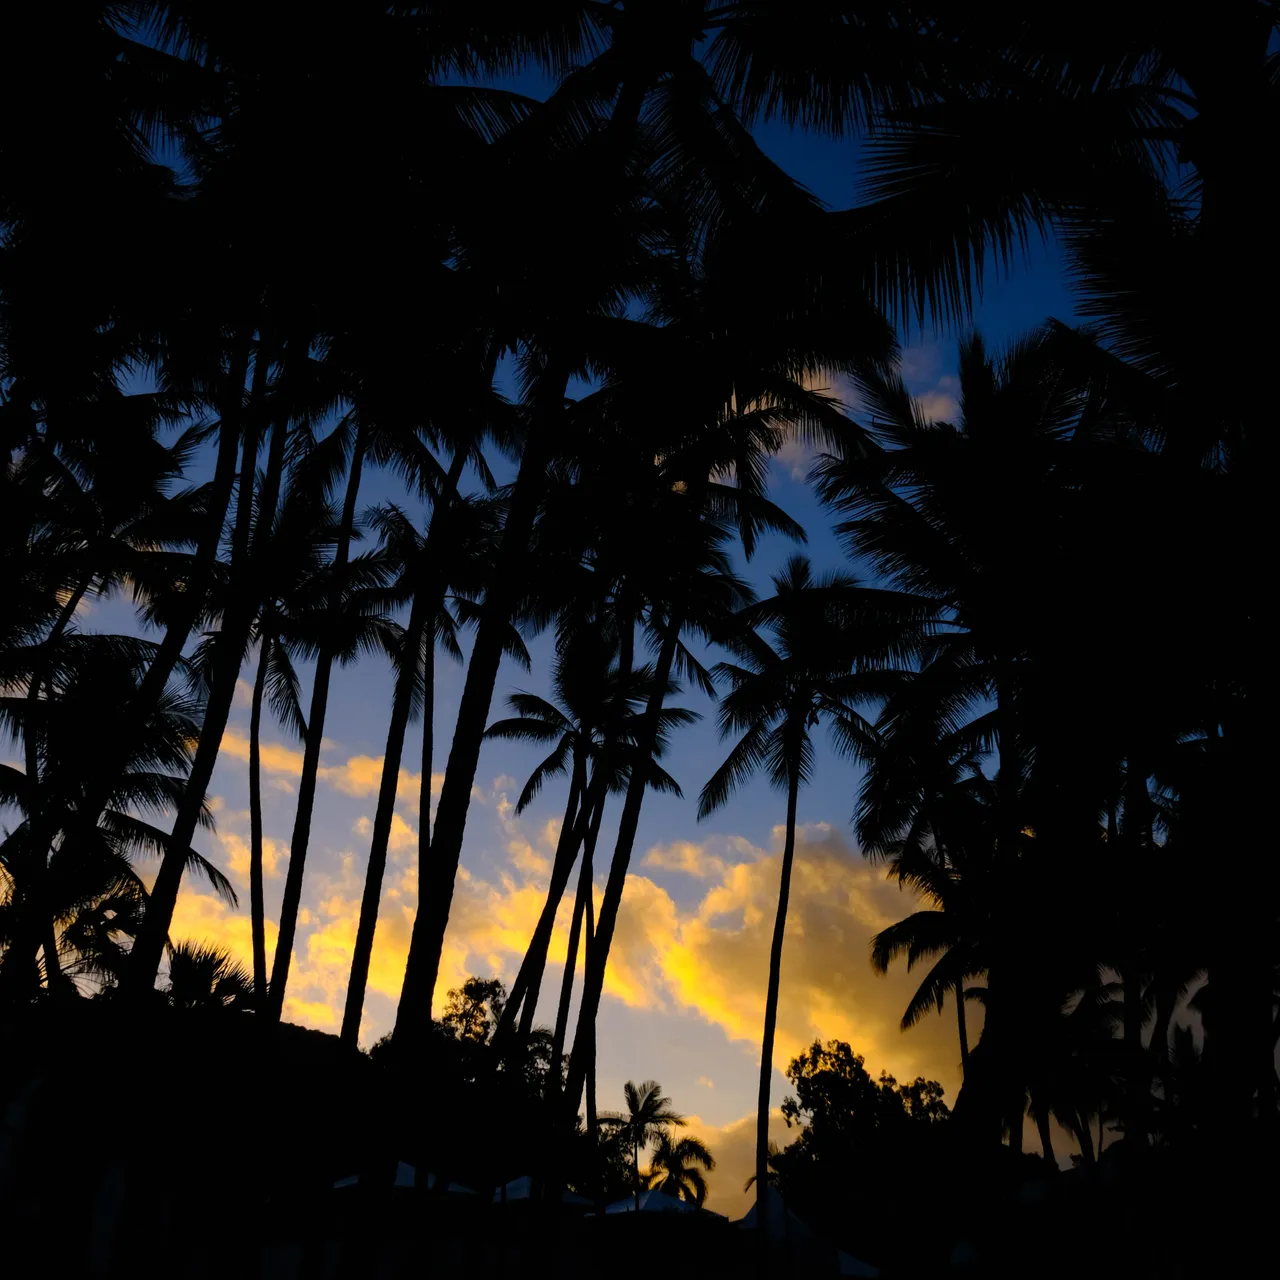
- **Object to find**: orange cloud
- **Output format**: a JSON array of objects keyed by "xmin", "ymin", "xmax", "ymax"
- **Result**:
[
  {"xmin": 172, "ymin": 780, "xmax": 971, "ymax": 1118},
  {"xmin": 683, "ymin": 1108, "xmax": 792, "ymax": 1220},
  {"xmin": 219, "ymin": 727, "xmax": 305, "ymax": 776},
  {"xmin": 218, "ymin": 728, "xmax": 440, "ymax": 813},
  {"xmin": 219, "ymin": 831, "xmax": 287, "ymax": 881}
]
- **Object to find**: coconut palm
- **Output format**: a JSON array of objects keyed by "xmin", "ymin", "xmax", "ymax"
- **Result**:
[
  {"xmin": 698, "ymin": 554, "xmax": 904, "ymax": 1225},
  {"xmin": 485, "ymin": 646, "xmax": 695, "ymax": 1052},
  {"xmin": 601, "ymin": 1080, "xmax": 687, "ymax": 1212},
  {"xmin": 647, "ymin": 1132, "xmax": 715, "ymax": 1208},
  {"xmin": 341, "ymin": 491, "xmax": 526, "ymax": 1048},
  {"xmin": 0, "ymin": 635, "xmax": 235, "ymax": 997}
]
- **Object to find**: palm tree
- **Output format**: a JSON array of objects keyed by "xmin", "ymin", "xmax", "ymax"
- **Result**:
[
  {"xmin": 164, "ymin": 942, "xmax": 252, "ymax": 1012},
  {"xmin": 485, "ymin": 647, "xmax": 694, "ymax": 1052},
  {"xmin": 341, "ymin": 489, "xmax": 523, "ymax": 1048},
  {"xmin": 0, "ymin": 636, "xmax": 235, "ymax": 997},
  {"xmin": 601, "ymin": 1080, "xmax": 687, "ymax": 1212},
  {"xmin": 868, "ymin": 756, "xmax": 1001, "ymax": 1079},
  {"xmin": 647, "ymin": 1132, "xmax": 715, "ymax": 1208},
  {"xmin": 698, "ymin": 554, "xmax": 894, "ymax": 1226}
]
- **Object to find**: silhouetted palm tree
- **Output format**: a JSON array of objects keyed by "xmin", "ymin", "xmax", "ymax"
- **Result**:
[
  {"xmin": 485, "ymin": 648, "xmax": 693, "ymax": 1053},
  {"xmin": 601, "ymin": 1080, "xmax": 687, "ymax": 1212},
  {"xmin": 698, "ymin": 554, "xmax": 890, "ymax": 1226},
  {"xmin": 342, "ymin": 492, "xmax": 524, "ymax": 1047},
  {"xmin": 164, "ymin": 942, "xmax": 252, "ymax": 1012},
  {"xmin": 647, "ymin": 1132, "xmax": 715, "ymax": 1208}
]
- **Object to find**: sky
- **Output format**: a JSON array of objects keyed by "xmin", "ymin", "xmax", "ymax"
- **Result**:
[{"xmin": 30, "ymin": 94, "xmax": 1081, "ymax": 1217}]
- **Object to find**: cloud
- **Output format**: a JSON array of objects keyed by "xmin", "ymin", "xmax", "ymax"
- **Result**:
[
  {"xmin": 218, "ymin": 831, "xmax": 287, "ymax": 882},
  {"xmin": 899, "ymin": 343, "xmax": 942, "ymax": 383},
  {"xmin": 219, "ymin": 727, "xmax": 441, "ymax": 812},
  {"xmin": 642, "ymin": 825, "xmax": 970, "ymax": 1098},
  {"xmin": 351, "ymin": 813, "xmax": 417, "ymax": 852},
  {"xmin": 220, "ymin": 727, "xmax": 305, "ymax": 776},
  {"xmin": 168, "ymin": 886, "xmax": 334, "ymax": 1029},
  {"xmin": 773, "ymin": 435, "xmax": 814, "ymax": 482},
  {"xmin": 914, "ymin": 375, "xmax": 959, "ymax": 423},
  {"xmin": 684, "ymin": 1108, "xmax": 793, "ymax": 1220},
  {"xmin": 172, "ymin": 769, "xmax": 970, "ymax": 1126}
]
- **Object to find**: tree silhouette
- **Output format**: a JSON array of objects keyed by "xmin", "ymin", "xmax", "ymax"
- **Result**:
[
  {"xmin": 646, "ymin": 1132, "xmax": 715, "ymax": 1208},
  {"xmin": 601, "ymin": 1080, "xmax": 688, "ymax": 1212}
]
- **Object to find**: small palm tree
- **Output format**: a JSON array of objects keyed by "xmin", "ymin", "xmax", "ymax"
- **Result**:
[
  {"xmin": 164, "ymin": 941, "xmax": 252, "ymax": 1012},
  {"xmin": 647, "ymin": 1131, "xmax": 715, "ymax": 1207},
  {"xmin": 602, "ymin": 1080, "xmax": 687, "ymax": 1211}
]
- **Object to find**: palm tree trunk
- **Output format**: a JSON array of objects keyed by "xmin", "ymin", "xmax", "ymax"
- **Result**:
[
  {"xmin": 634, "ymin": 1132, "xmax": 641, "ymax": 1212},
  {"xmin": 266, "ymin": 420, "xmax": 365, "ymax": 1022},
  {"xmin": 756, "ymin": 762, "xmax": 800, "ymax": 1231},
  {"xmin": 551, "ymin": 793, "xmax": 604, "ymax": 1081},
  {"xmin": 340, "ymin": 587, "xmax": 429, "ymax": 1047},
  {"xmin": 248, "ymin": 635, "xmax": 271, "ymax": 1011},
  {"xmin": 516, "ymin": 759, "xmax": 586, "ymax": 1041},
  {"xmin": 1075, "ymin": 1113, "xmax": 1096, "ymax": 1170},
  {"xmin": 562, "ymin": 612, "xmax": 681, "ymax": 1119},
  {"xmin": 1008, "ymin": 1099, "xmax": 1024, "ymax": 1155},
  {"xmin": 956, "ymin": 977, "xmax": 969, "ymax": 1079},
  {"xmin": 419, "ymin": 630, "xmax": 434, "ymax": 851},
  {"xmin": 584, "ymin": 886, "xmax": 600, "ymax": 1210},
  {"xmin": 394, "ymin": 370, "xmax": 565, "ymax": 1051},
  {"xmin": 1035, "ymin": 1107, "xmax": 1055, "ymax": 1165},
  {"xmin": 342, "ymin": 445, "xmax": 471, "ymax": 1048},
  {"xmin": 125, "ymin": 334, "xmax": 272, "ymax": 995},
  {"xmin": 490, "ymin": 752, "xmax": 591, "ymax": 1051}
]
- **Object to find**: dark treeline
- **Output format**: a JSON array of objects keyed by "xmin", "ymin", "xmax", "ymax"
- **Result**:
[{"xmin": 0, "ymin": 4, "xmax": 1275, "ymax": 1277}]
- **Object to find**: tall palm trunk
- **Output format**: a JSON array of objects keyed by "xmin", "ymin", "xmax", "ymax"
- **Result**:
[
  {"xmin": 340, "ymin": 586, "xmax": 430, "ymax": 1047},
  {"xmin": 244, "ymin": 408, "xmax": 291, "ymax": 1015},
  {"xmin": 248, "ymin": 635, "xmax": 271, "ymax": 1011},
  {"xmin": 266, "ymin": 423, "xmax": 365, "ymax": 1022},
  {"xmin": 755, "ymin": 759, "xmax": 800, "ymax": 1229},
  {"xmin": 550, "ymin": 793, "xmax": 604, "ymax": 1081},
  {"xmin": 563, "ymin": 614, "xmax": 681, "ymax": 1118},
  {"xmin": 419, "ymin": 629, "xmax": 434, "ymax": 851},
  {"xmin": 516, "ymin": 756, "xmax": 587, "ymax": 1041},
  {"xmin": 126, "ymin": 335, "xmax": 273, "ymax": 995},
  {"xmin": 1036, "ymin": 1108, "xmax": 1056, "ymax": 1165},
  {"xmin": 1075, "ymin": 1113, "xmax": 1096, "ymax": 1170},
  {"xmin": 956, "ymin": 977, "xmax": 970, "ymax": 1078},
  {"xmin": 341, "ymin": 447, "xmax": 469, "ymax": 1046},
  {"xmin": 584, "ymin": 884, "xmax": 600, "ymax": 1210},
  {"xmin": 490, "ymin": 754, "xmax": 590, "ymax": 1052},
  {"xmin": 394, "ymin": 371, "xmax": 565, "ymax": 1050}
]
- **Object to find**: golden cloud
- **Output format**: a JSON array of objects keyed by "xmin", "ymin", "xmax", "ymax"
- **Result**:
[
  {"xmin": 218, "ymin": 728, "xmax": 441, "ymax": 813},
  {"xmin": 219, "ymin": 726, "xmax": 305, "ymax": 776},
  {"xmin": 173, "ymin": 782, "xmax": 971, "ymax": 1122},
  {"xmin": 218, "ymin": 831, "xmax": 287, "ymax": 882},
  {"xmin": 684, "ymin": 1108, "xmax": 792, "ymax": 1220}
]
